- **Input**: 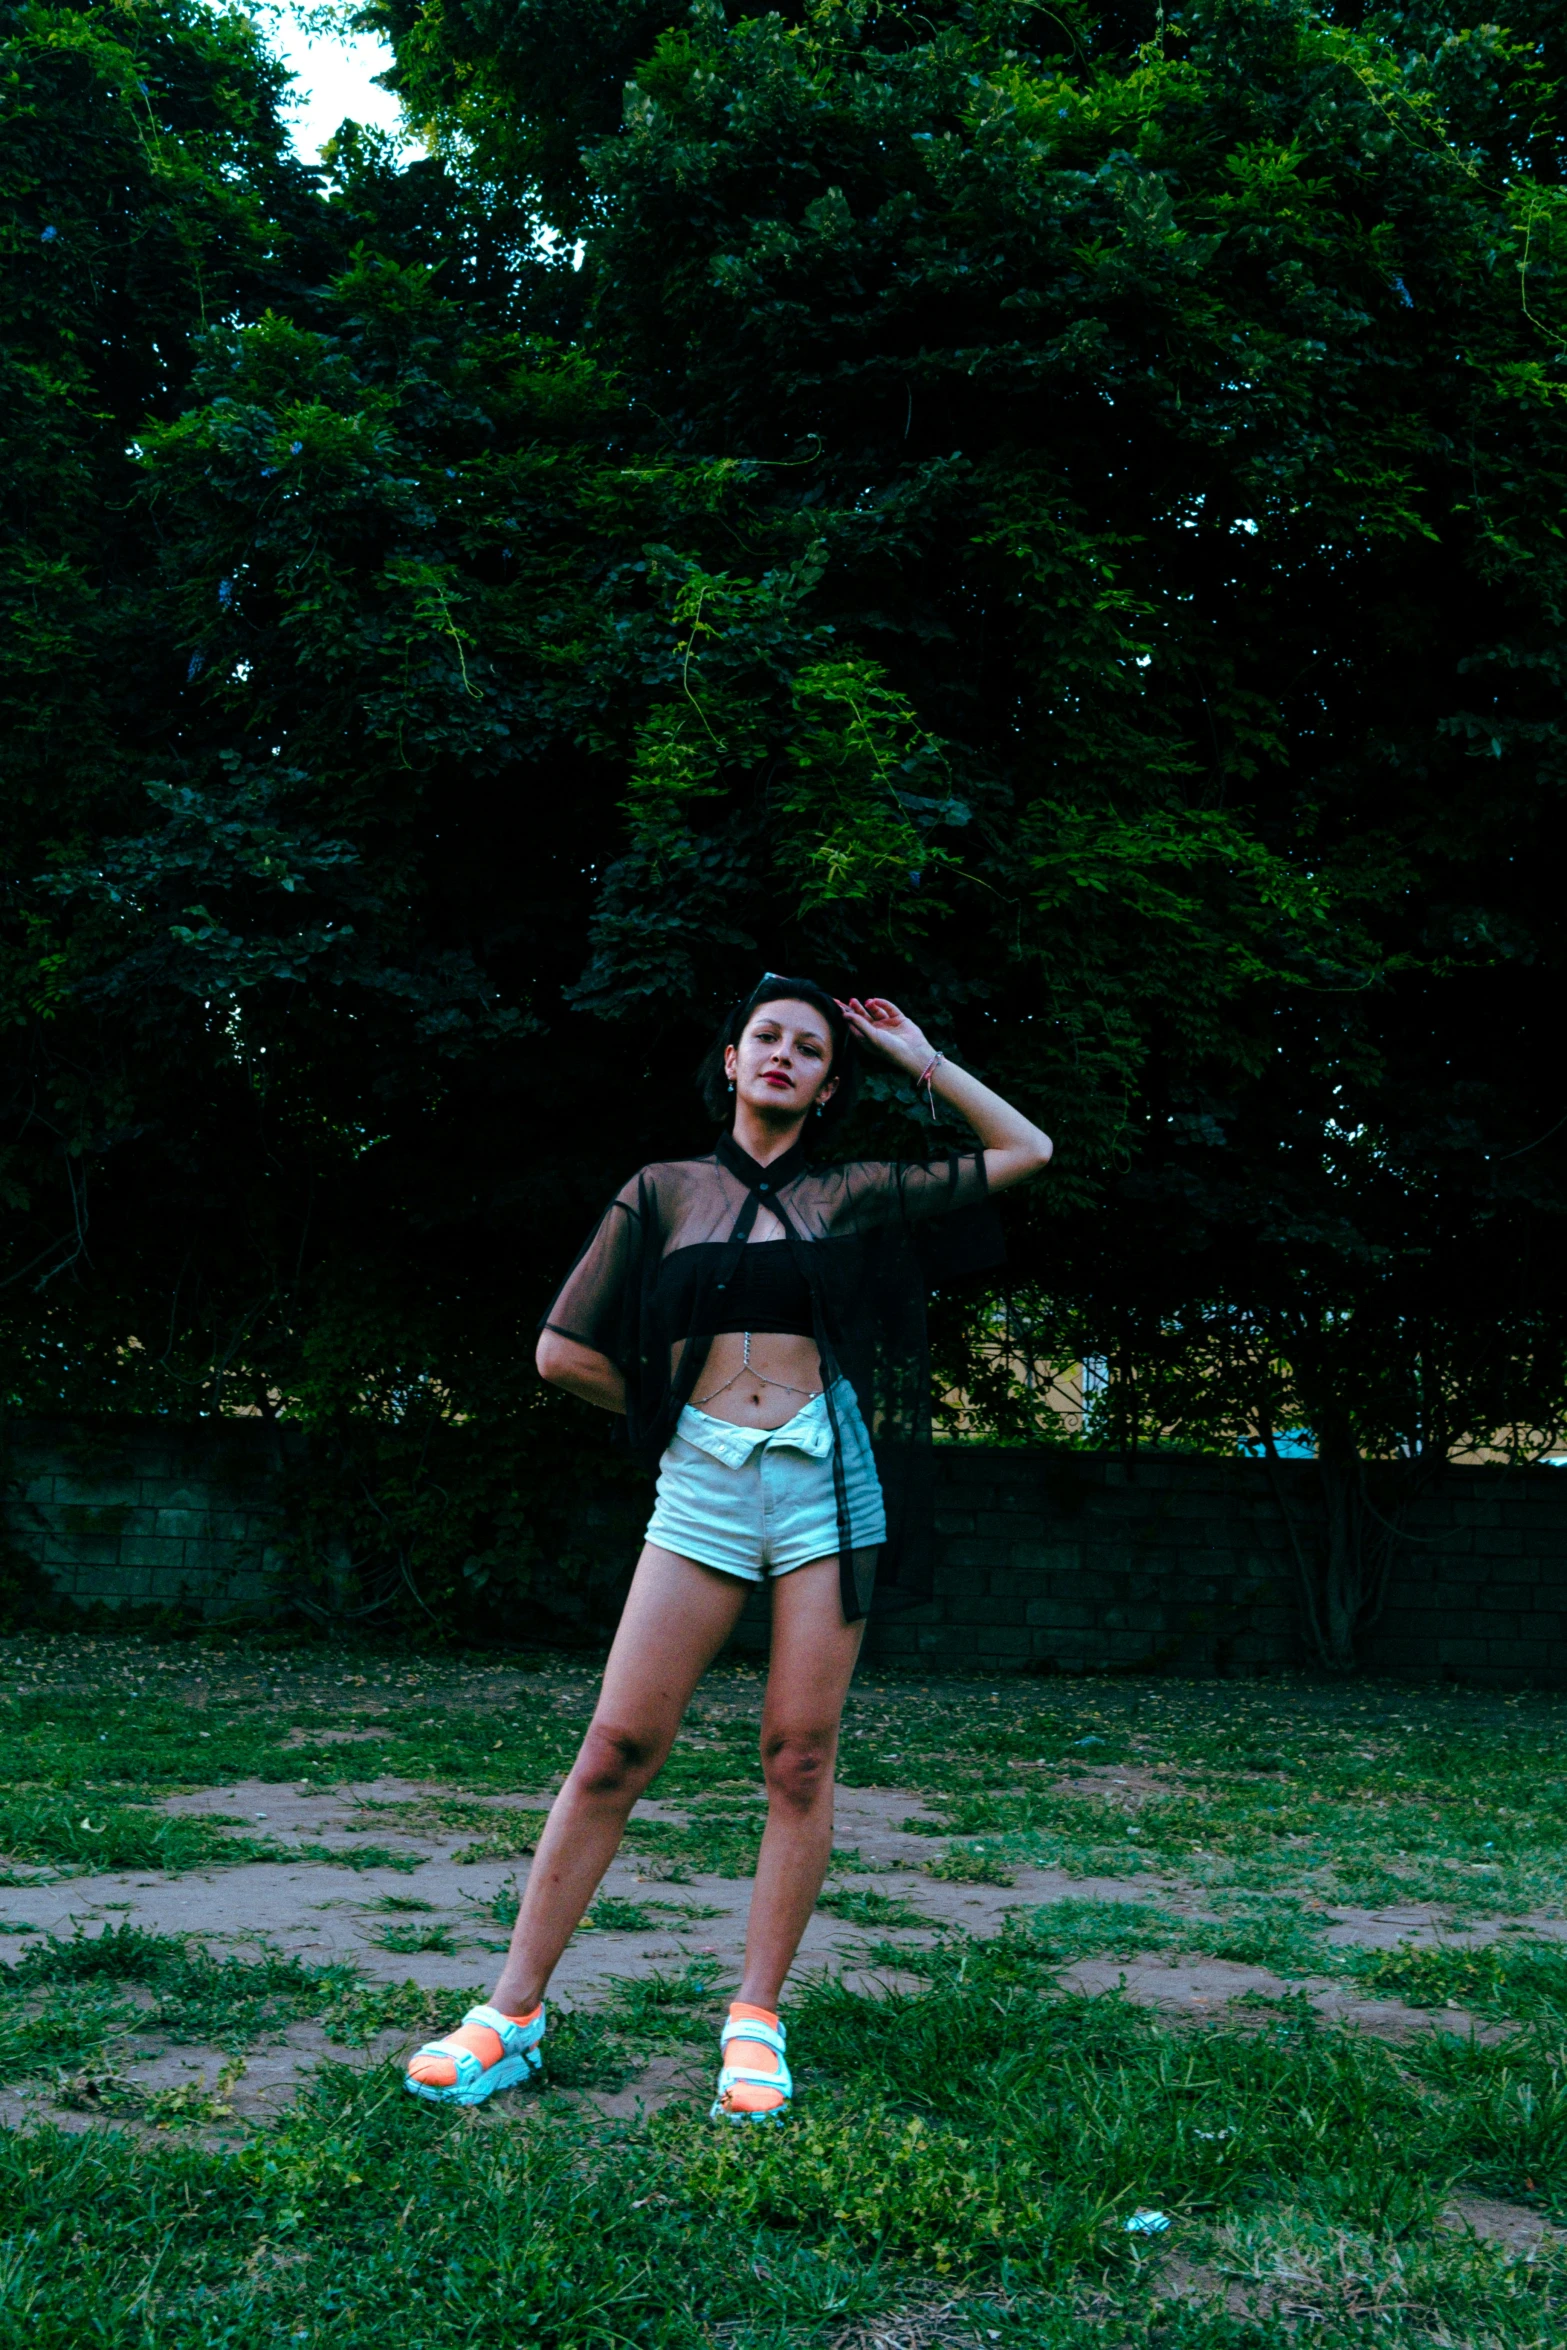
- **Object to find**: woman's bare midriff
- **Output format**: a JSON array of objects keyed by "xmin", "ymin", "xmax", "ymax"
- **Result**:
[{"xmin": 681, "ymin": 1331, "xmax": 823, "ymax": 1429}]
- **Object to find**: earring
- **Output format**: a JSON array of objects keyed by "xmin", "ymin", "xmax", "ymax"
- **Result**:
[
  {"xmin": 814, "ymin": 1101, "xmax": 824, "ymax": 1116},
  {"xmin": 727, "ymin": 1080, "xmax": 735, "ymax": 1093}
]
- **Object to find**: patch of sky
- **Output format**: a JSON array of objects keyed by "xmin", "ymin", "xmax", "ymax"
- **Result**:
[{"xmin": 254, "ymin": 2, "xmax": 408, "ymax": 164}]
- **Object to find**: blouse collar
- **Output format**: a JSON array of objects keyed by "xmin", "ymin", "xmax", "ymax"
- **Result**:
[{"xmin": 716, "ymin": 1128, "xmax": 812, "ymax": 1194}]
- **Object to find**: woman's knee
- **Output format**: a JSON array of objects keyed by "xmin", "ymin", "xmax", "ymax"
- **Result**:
[
  {"xmin": 572, "ymin": 1720, "xmax": 667, "ymax": 1802},
  {"xmin": 761, "ymin": 1725, "xmax": 835, "ymax": 1812}
]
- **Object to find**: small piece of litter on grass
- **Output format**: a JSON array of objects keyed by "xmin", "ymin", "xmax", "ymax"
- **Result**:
[{"xmin": 1125, "ymin": 2209, "xmax": 1171, "ymax": 2236}]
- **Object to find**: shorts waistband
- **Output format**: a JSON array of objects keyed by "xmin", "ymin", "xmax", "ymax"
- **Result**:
[{"xmin": 675, "ymin": 1388, "xmax": 834, "ymax": 1470}]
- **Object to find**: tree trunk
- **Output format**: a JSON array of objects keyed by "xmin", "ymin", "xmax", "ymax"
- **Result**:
[{"xmin": 1263, "ymin": 1436, "xmax": 1438, "ymax": 1672}]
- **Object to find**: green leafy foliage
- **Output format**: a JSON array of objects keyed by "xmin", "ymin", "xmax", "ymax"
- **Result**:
[{"xmin": 3, "ymin": 0, "xmax": 1567, "ymax": 1653}]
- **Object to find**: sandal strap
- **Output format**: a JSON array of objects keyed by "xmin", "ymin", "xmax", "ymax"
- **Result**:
[
  {"xmin": 719, "ymin": 2016, "xmax": 786, "ymax": 2061},
  {"xmin": 410, "ymin": 2003, "xmax": 544, "ymax": 2090},
  {"xmin": 411, "ymin": 2035, "xmax": 488, "ymax": 2093},
  {"xmin": 717, "ymin": 2060, "xmax": 793, "ymax": 2097},
  {"xmin": 464, "ymin": 2004, "xmax": 543, "ymax": 2058}
]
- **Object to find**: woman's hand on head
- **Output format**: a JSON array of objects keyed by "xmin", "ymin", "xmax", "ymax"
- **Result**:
[
  {"xmin": 837, "ymin": 996, "xmax": 1054, "ymax": 1182},
  {"xmin": 836, "ymin": 997, "xmax": 932, "ymax": 1078}
]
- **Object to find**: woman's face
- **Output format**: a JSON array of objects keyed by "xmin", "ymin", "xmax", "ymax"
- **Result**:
[{"xmin": 724, "ymin": 999, "xmax": 838, "ymax": 1122}]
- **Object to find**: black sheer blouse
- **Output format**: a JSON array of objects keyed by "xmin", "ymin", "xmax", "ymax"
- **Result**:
[{"xmin": 541, "ymin": 1129, "xmax": 1002, "ymax": 1621}]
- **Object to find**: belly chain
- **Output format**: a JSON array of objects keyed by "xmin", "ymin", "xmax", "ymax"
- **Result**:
[{"xmin": 693, "ymin": 1329, "xmax": 822, "ymax": 1410}]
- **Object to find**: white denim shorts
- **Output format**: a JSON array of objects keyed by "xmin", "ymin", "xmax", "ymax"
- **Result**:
[{"xmin": 644, "ymin": 1382, "xmax": 886, "ymax": 1582}]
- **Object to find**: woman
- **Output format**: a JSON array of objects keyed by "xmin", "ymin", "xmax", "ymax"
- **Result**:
[{"xmin": 405, "ymin": 979, "xmax": 1051, "ymax": 2121}]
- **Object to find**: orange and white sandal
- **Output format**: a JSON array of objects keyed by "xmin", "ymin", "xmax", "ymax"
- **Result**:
[
  {"xmin": 711, "ymin": 2002, "xmax": 791, "ymax": 2125},
  {"xmin": 404, "ymin": 2002, "xmax": 545, "ymax": 2106}
]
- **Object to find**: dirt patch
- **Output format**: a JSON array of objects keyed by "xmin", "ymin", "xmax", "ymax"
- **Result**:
[
  {"xmin": 1301, "ymin": 1980, "xmax": 1507, "ymax": 2041},
  {"xmin": 1060, "ymin": 1954, "xmax": 1289, "ymax": 2010},
  {"xmin": 1322, "ymin": 1906, "xmax": 1567, "ymax": 1951},
  {"xmin": 159, "ymin": 1774, "xmax": 548, "ymax": 1837},
  {"xmin": 1058, "ymin": 1952, "xmax": 1507, "ymax": 2044},
  {"xmin": 0, "ymin": 2023, "xmax": 378, "ymax": 2139},
  {"xmin": 0, "ymin": 1775, "xmax": 1537, "ymax": 2127},
  {"xmin": 1047, "ymin": 1764, "xmax": 1187, "ymax": 1806},
  {"xmin": 280, "ymin": 1727, "xmax": 380, "ymax": 1748},
  {"xmin": 1443, "ymin": 2193, "xmax": 1560, "ymax": 2254},
  {"xmin": 556, "ymin": 2050, "xmax": 697, "ymax": 2123},
  {"xmin": 0, "ymin": 1786, "xmax": 963, "ymax": 2008},
  {"xmin": 1154, "ymin": 2254, "xmax": 1258, "ymax": 2319},
  {"xmin": 712, "ymin": 2298, "xmax": 1000, "ymax": 2350}
]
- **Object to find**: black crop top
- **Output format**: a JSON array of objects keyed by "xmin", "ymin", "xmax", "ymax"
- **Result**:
[{"xmin": 654, "ymin": 1241, "xmax": 814, "ymax": 1338}]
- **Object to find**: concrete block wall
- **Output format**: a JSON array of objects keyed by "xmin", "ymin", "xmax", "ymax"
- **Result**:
[
  {"xmin": 5, "ymin": 1417, "xmax": 1567, "ymax": 1678},
  {"xmin": 3, "ymin": 1418, "xmax": 299, "ymax": 1618},
  {"xmin": 842, "ymin": 1452, "xmax": 1567, "ymax": 1683},
  {"xmin": 1373, "ymin": 1467, "xmax": 1567, "ymax": 1682}
]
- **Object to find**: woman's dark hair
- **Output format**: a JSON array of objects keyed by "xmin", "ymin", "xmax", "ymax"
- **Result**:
[{"xmin": 698, "ymin": 974, "xmax": 860, "ymax": 1140}]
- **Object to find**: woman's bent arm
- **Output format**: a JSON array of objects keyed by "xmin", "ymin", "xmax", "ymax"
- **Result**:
[
  {"xmin": 925, "ymin": 1058, "xmax": 1052, "ymax": 1192},
  {"xmin": 535, "ymin": 1331, "xmax": 627, "ymax": 1413},
  {"xmin": 839, "ymin": 996, "xmax": 1052, "ymax": 1193}
]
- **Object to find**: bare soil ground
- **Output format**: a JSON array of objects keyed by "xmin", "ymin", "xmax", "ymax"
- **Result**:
[{"xmin": 2, "ymin": 1767, "xmax": 1557, "ymax": 2131}]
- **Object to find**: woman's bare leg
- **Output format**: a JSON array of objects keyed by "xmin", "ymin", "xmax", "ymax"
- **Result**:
[
  {"xmin": 736, "ymin": 1555, "xmax": 868, "ymax": 2010},
  {"xmin": 489, "ymin": 1545, "xmax": 749, "ymax": 2014}
]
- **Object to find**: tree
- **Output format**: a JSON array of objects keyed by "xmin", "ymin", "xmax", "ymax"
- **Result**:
[
  {"xmin": 3, "ymin": 0, "xmax": 1565, "ymax": 1650},
  {"xmin": 1, "ymin": 0, "xmax": 325, "ymax": 1349},
  {"xmin": 380, "ymin": 0, "xmax": 1567, "ymax": 1656}
]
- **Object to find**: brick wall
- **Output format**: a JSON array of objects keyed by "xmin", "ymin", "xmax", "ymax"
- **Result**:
[
  {"xmin": 725, "ymin": 1450, "xmax": 1567, "ymax": 1683},
  {"xmin": 3, "ymin": 1418, "xmax": 299, "ymax": 1618},
  {"xmin": 867, "ymin": 1449, "xmax": 1303, "ymax": 1674},
  {"xmin": 6, "ymin": 1418, "xmax": 1567, "ymax": 1683}
]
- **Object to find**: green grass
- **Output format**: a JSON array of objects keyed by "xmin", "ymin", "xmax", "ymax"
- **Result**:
[
  {"xmin": 369, "ymin": 1921, "xmax": 463, "ymax": 1955},
  {"xmin": 463, "ymin": 1879, "xmax": 525, "ymax": 1931},
  {"xmin": 817, "ymin": 1886, "xmax": 929, "ymax": 1930},
  {"xmin": 0, "ymin": 1926, "xmax": 362, "ymax": 2081},
  {"xmin": 575, "ymin": 1894, "xmax": 730, "ymax": 1936},
  {"xmin": 11, "ymin": 1636, "xmax": 1567, "ymax": 2341},
  {"xmin": 602, "ymin": 1958, "xmax": 726, "ymax": 2043},
  {"xmin": 1014, "ymin": 1895, "xmax": 1341, "ymax": 1980},
  {"xmin": 19, "ymin": 1638, "xmax": 1567, "ymax": 1917},
  {"xmin": 621, "ymin": 1804, "xmax": 766, "ymax": 1879},
  {"xmin": 925, "ymin": 1842, "xmax": 1018, "ymax": 1886},
  {"xmin": 578, "ymin": 1895, "xmax": 656, "ymax": 1935},
  {"xmin": 0, "ymin": 1789, "xmax": 282, "ymax": 1880},
  {"xmin": 4, "ymin": 1937, "xmax": 1567, "ymax": 2342},
  {"xmin": 1346, "ymin": 1935, "xmax": 1567, "ymax": 2025},
  {"xmin": 55, "ymin": 2052, "xmax": 250, "ymax": 2127},
  {"xmin": 450, "ymin": 1826, "xmax": 545, "ymax": 1863},
  {"xmin": 862, "ymin": 1687, "xmax": 1567, "ymax": 1919},
  {"xmin": 314, "ymin": 1973, "xmax": 484, "ymax": 2051}
]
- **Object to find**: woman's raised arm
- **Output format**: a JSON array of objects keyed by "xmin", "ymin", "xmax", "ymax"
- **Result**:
[{"xmin": 838, "ymin": 996, "xmax": 1052, "ymax": 1194}]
